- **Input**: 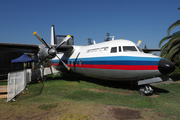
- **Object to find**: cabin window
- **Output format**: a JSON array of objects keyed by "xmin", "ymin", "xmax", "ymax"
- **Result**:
[
  {"xmin": 119, "ymin": 46, "xmax": 122, "ymax": 52},
  {"xmin": 111, "ymin": 47, "xmax": 117, "ymax": 53},
  {"xmin": 68, "ymin": 60, "xmax": 70, "ymax": 65},
  {"xmin": 137, "ymin": 46, "xmax": 143, "ymax": 52},
  {"xmin": 71, "ymin": 60, "xmax": 73, "ymax": 65},
  {"xmin": 123, "ymin": 46, "xmax": 137, "ymax": 52}
]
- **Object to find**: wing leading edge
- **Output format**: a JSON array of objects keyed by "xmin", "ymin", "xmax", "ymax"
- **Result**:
[
  {"xmin": 0, "ymin": 42, "xmax": 39, "ymax": 53},
  {"xmin": 0, "ymin": 42, "xmax": 74, "ymax": 53}
]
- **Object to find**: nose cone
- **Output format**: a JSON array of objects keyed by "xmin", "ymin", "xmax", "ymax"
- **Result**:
[{"xmin": 158, "ymin": 59, "xmax": 175, "ymax": 75}]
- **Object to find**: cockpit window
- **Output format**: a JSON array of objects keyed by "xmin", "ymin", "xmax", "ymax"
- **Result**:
[
  {"xmin": 123, "ymin": 46, "xmax": 137, "ymax": 52},
  {"xmin": 137, "ymin": 46, "xmax": 143, "ymax": 52},
  {"xmin": 111, "ymin": 47, "xmax": 117, "ymax": 53}
]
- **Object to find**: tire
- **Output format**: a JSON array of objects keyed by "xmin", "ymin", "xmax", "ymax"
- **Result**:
[{"xmin": 139, "ymin": 87, "xmax": 146, "ymax": 96}]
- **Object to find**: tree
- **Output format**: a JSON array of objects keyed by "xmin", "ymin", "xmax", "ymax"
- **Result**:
[
  {"xmin": 104, "ymin": 32, "xmax": 110, "ymax": 41},
  {"xmin": 88, "ymin": 38, "xmax": 92, "ymax": 45},
  {"xmin": 144, "ymin": 44, "xmax": 147, "ymax": 49},
  {"xmin": 159, "ymin": 8, "xmax": 180, "ymax": 66}
]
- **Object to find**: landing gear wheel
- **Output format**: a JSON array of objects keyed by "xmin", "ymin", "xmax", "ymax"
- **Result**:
[
  {"xmin": 139, "ymin": 85, "xmax": 153, "ymax": 96},
  {"xmin": 139, "ymin": 87, "xmax": 146, "ymax": 96}
]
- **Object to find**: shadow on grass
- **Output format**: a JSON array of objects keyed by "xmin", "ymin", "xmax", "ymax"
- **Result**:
[
  {"xmin": 14, "ymin": 80, "xmax": 45, "ymax": 101},
  {"xmin": 46, "ymin": 72, "xmax": 169, "ymax": 95},
  {"xmin": 152, "ymin": 86, "xmax": 169, "ymax": 95}
]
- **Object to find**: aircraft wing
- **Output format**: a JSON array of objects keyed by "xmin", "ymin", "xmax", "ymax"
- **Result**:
[
  {"xmin": 0, "ymin": 42, "xmax": 40, "ymax": 53},
  {"xmin": 0, "ymin": 42, "xmax": 74, "ymax": 53},
  {"xmin": 55, "ymin": 45, "xmax": 74, "ymax": 52},
  {"xmin": 142, "ymin": 48, "xmax": 161, "ymax": 53}
]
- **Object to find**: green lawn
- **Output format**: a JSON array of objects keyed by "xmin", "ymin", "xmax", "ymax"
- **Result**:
[{"xmin": 0, "ymin": 73, "xmax": 180, "ymax": 120}]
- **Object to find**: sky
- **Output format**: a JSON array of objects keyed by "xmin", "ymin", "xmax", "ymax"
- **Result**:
[{"xmin": 0, "ymin": 0, "xmax": 180, "ymax": 50}]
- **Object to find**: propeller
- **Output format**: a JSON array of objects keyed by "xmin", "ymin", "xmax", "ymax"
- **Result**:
[
  {"xmin": 33, "ymin": 31, "xmax": 51, "ymax": 48},
  {"xmin": 49, "ymin": 65, "xmax": 53, "ymax": 74},
  {"xmin": 56, "ymin": 35, "xmax": 71, "ymax": 49},
  {"xmin": 32, "ymin": 31, "xmax": 71, "ymax": 79},
  {"xmin": 56, "ymin": 54, "xmax": 70, "ymax": 70},
  {"xmin": 136, "ymin": 40, "xmax": 142, "ymax": 46}
]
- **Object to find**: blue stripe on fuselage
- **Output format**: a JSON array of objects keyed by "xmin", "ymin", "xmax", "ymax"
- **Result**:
[
  {"xmin": 51, "ymin": 56, "xmax": 162, "ymax": 66},
  {"xmin": 68, "ymin": 56, "xmax": 162, "ymax": 65}
]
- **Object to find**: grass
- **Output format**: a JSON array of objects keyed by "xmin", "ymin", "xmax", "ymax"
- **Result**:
[
  {"xmin": 168, "ymin": 66, "xmax": 180, "ymax": 81},
  {"xmin": 0, "ymin": 79, "xmax": 7, "ymax": 86},
  {"xmin": 0, "ymin": 72, "xmax": 180, "ymax": 119}
]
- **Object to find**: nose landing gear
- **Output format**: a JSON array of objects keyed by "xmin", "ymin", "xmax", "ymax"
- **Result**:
[{"xmin": 139, "ymin": 84, "xmax": 153, "ymax": 96}]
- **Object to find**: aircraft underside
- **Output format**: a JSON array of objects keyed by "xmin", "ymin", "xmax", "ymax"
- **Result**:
[{"xmin": 70, "ymin": 67, "xmax": 161, "ymax": 81}]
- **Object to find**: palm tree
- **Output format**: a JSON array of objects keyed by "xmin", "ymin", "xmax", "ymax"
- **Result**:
[{"xmin": 159, "ymin": 8, "xmax": 180, "ymax": 66}]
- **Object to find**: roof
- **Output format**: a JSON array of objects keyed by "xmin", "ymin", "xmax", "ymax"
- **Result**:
[{"xmin": 11, "ymin": 54, "xmax": 33, "ymax": 63}]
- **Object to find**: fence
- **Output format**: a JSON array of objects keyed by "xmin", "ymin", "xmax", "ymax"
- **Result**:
[
  {"xmin": 6, "ymin": 67, "xmax": 58, "ymax": 102},
  {"xmin": 44, "ymin": 66, "xmax": 59, "ymax": 75},
  {"xmin": 7, "ymin": 69, "xmax": 31, "ymax": 102}
]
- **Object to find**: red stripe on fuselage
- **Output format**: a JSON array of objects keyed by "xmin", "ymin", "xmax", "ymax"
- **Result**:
[
  {"xmin": 67, "ymin": 64, "xmax": 158, "ymax": 70},
  {"xmin": 51, "ymin": 63, "xmax": 58, "ymax": 66}
]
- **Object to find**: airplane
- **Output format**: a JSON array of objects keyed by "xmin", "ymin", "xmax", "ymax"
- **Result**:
[{"xmin": 0, "ymin": 25, "xmax": 175, "ymax": 96}]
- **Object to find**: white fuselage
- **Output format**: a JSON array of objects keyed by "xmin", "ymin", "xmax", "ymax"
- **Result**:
[{"xmin": 51, "ymin": 39, "xmax": 164, "ymax": 81}]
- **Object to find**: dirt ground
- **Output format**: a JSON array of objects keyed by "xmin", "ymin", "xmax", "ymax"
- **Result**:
[
  {"xmin": 110, "ymin": 107, "xmax": 143, "ymax": 120},
  {"xmin": 1, "ymin": 97, "xmax": 175, "ymax": 120},
  {"xmin": 1, "ymin": 105, "xmax": 143, "ymax": 120},
  {"xmin": 2, "ymin": 103, "xmax": 174, "ymax": 120}
]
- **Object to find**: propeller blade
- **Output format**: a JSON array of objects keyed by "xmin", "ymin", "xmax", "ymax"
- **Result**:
[
  {"xmin": 56, "ymin": 55, "xmax": 70, "ymax": 70},
  {"xmin": 51, "ymin": 25, "xmax": 55, "ymax": 45},
  {"xmin": 33, "ymin": 31, "xmax": 51, "ymax": 48},
  {"xmin": 32, "ymin": 62, "xmax": 42, "ymax": 71},
  {"xmin": 40, "ymin": 64, "xmax": 45, "ymax": 80},
  {"xmin": 136, "ymin": 40, "xmax": 142, "ymax": 46},
  {"xmin": 56, "ymin": 35, "xmax": 71, "ymax": 49},
  {"xmin": 33, "ymin": 56, "xmax": 48, "ymax": 70},
  {"xmin": 50, "ymin": 66, "xmax": 53, "ymax": 74},
  {"xmin": 61, "ymin": 59, "xmax": 70, "ymax": 70}
]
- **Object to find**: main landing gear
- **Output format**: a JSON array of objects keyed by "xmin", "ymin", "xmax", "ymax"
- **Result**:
[{"xmin": 139, "ymin": 84, "xmax": 153, "ymax": 96}]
